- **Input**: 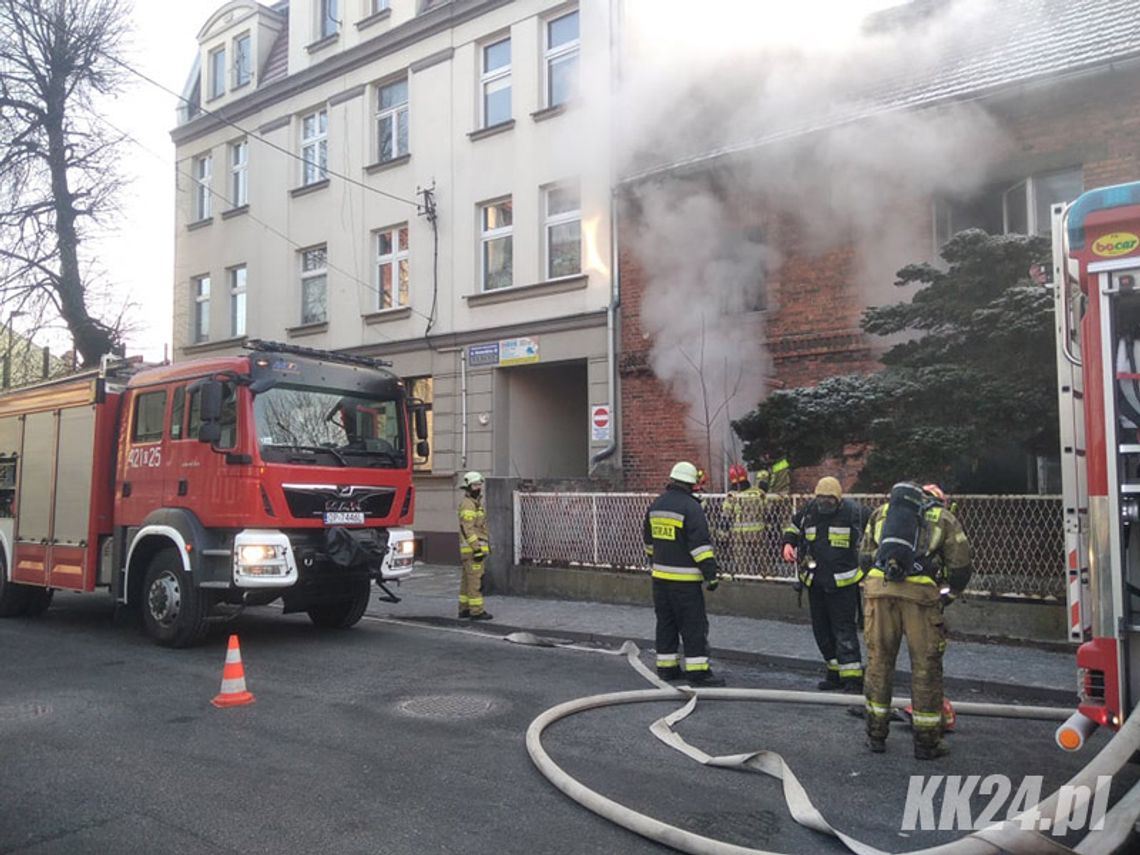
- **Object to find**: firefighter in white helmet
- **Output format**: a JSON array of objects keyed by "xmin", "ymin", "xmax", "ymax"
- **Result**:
[
  {"xmin": 457, "ymin": 471, "xmax": 492, "ymax": 620},
  {"xmin": 643, "ymin": 461, "xmax": 726, "ymax": 686}
]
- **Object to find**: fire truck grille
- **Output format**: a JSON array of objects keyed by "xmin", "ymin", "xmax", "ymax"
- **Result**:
[{"xmin": 282, "ymin": 486, "xmax": 395, "ymax": 520}]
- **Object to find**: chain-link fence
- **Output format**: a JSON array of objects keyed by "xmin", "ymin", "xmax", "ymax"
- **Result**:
[{"xmin": 514, "ymin": 492, "xmax": 1064, "ymax": 600}]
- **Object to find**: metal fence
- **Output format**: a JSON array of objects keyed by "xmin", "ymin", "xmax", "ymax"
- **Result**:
[{"xmin": 513, "ymin": 492, "xmax": 1064, "ymax": 600}]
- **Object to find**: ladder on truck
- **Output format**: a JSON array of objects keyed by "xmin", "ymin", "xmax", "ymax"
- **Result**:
[{"xmin": 1053, "ymin": 202, "xmax": 1092, "ymax": 644}]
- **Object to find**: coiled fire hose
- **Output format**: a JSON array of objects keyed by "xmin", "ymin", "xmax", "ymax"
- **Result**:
[{"xmin": 522, "ymin": 639, "xmax": 1140, "ymax": 855}]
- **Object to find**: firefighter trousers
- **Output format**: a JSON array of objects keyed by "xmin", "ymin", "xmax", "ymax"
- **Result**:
[
  {"xmin": 652, "ymin": 579, "xmax": 711, "ymax": 677},
  {"xmin": 807, "ymin": 583, "xmax": 863, "ymax": 685},
  {"xmin": 863, "ymin": 576, "xmax": 946, "ymax": 746},
  {"xmin": 458, "ymin": 556, "xmax": 486, "ymax": 616}
]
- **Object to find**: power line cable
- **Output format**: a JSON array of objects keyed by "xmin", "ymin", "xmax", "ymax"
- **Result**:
[
  {"xmin": 99, "ymin": 114, "xmax": 439, "ymax": 344},
  {"xmin": 105, "ymin": 52, "xmax": 425, "ymax": 211}
]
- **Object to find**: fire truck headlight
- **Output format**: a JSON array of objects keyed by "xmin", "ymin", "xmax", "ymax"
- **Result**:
[
  {"xmin": 239, "ymin": 544, "xmax": 280, "ymax": 563},
  {"xmin": 396, "ymin": 539, "xmax": 415, "ymax": 555}
]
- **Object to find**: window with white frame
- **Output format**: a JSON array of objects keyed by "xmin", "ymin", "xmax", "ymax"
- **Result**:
[
  {"xmin": 300, "ymin": 246, "xmax": 328, "ymax": 324},
  {"xmin": 208, "ymin": 46, "xmax": 226, "ymax": 99},
  {"xmin": 229, "ymin": 140, "xmax": 248, "ymax": 207},
  {"xmin": 376, "ymin": 78, "xmax": 409, "ymax": 162},
  {"xmin": 545, "ymin": 10, "xmax": 579, "ymax": 108},
  {"xmin": 233, "ymin": 33, "xmax": 251, "ymax": 88},
  {"xmin": 192, "ymin": 275, "xmax": 211, "ymax": 342},
  {"xmin": 934, "ymin": 166, "xmax": 1083, "ymax": 246},
  {"xmin": 301, "ymin": 109, "xmax": 328, "ymax": 185},
  {"xmin": 230, "ymin": 265, "xmax": 247, "ymax": 337},
  {"xmin": 371, "ymin": 0, "xmax": 390, "ymax": 12},
  {"xmin": 193, "ymin": 153, "xmax": 212, "ymax": 220},
  {"xmin": 375, "ymin": 225, "xmax": 409, "ymax": 309},
  {"xmin": 480, "ymin": 197, "xmax": 513, "ymax": 291},
  {"xmin": 545, "ymin": 183, "xmax": 581, "ymax": 279},
  {"xmin": 319, "ymin": 0, "xmax": 339, "ymax": 38},
  {"xmin": 481, "ymin": 37, "xmax": 511, "ymax": 128}
]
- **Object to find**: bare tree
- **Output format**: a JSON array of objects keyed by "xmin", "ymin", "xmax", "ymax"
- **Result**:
[
  {"xmin": 679, "ymin": 317, "xmax": 746, "ymax": 491},
  {"xmin": 0, "ymin": 0, "xmax": 130, "ymax": 366}
]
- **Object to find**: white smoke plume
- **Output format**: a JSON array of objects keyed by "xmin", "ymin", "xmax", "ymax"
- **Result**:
[{"xmin": 617, "ymin": 0, "xmax": 1009, "ymax": 481}]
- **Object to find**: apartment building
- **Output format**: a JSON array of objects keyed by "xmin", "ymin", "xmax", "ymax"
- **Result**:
[{"xmin": 171, "ymin": 0, "xmax": 617, "ymax": 557}]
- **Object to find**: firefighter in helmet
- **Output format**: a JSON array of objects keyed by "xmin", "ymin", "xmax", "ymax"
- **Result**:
[
  {"xmin": 643, "ymin": 461, "xmax": 726, "ymax": 686},
  {"xmin": 457, "ymin": 471, "xmax": 492, "ymax": 620},
  {"xmin": 723, "ymin": 463, "xmax": 766, "ymax": 576},
  {"xmin": 780, "ymin": 476, "xmax": 868, "ymax": 692},
  {"xmin": 861, "ymin": 482, "xmax": 973, "ymax": 759},
  {"xmin": 768, "ymin": 457, "xmax": 791, "ymax": 494}
]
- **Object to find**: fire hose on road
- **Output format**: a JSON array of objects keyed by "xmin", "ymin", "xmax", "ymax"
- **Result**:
[{"xmin": 522, "ymin": 640, "xmax": 1140, "ymax": 855}]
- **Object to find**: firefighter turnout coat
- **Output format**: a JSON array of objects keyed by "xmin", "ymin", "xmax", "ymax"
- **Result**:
[
  {"xmin": 643, "ymin": 483, "xmax": 720, "ymax": 678},
  {"xmin": 780, "ymin": 497, "xmax": 866, "ymax": 590},
  {"xmin": 457, "ymin": 493, "xmax": 490, "ymax": 616}
]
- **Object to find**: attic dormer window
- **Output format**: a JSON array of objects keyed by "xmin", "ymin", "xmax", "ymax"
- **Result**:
[
  {"xmin": 208, "ymin": 46, "xmax": 226, "ymax": 99},
  {"xmin": 233, "ymin": 33, "xmax": 251, "ymax": 88}
]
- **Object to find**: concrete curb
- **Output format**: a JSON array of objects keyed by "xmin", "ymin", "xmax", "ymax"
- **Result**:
[{"xmin": 394, "ymin": 614, "xmax": 1077, "ymax": 707}]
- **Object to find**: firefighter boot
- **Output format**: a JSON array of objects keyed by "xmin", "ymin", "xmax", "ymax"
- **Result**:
[
  {"xmin": 469, "ymin": 611, "xmax": 493, "ymax": 621},
  {"xmin": 866, "ymin": 709, "xmax": 890, "ymax": 754},
  {"xmin": 657, "ymin": 666, "xmax": 682, "ymax": 681},
  {"xmin": 458, "ymin": 609, "xmax": 470, "ymax": 619},
  {"xmin": 914, "ymin": 731, "xmax": 950, "ymax": 761},
  {"xmin": 688, "ymin": 670, "xmax": 726, "ymax": 688},
  {"xmin": 841, "ymin": 676, "xmax": 865, "ymax": 694},
  {"xmin": 818, "ymin": 669, "xmax": 841, "ymax": 691}
]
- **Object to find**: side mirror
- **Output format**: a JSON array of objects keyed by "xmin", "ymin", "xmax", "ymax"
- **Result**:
[
  {"xmin": 197, "ymin": 380, "xmax": 223, "ymax": 444},
  {"xmin": 413, "ymin": 404, "xmax": 428, "ymax": 440},
  {"xmin": 416, "ymin": 439, "xmax": 430, "ymax": 459}
]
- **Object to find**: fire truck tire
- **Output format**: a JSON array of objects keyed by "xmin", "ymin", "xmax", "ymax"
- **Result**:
[
  {"xmin": 306, "ymin": 581, "xmax": 371, "ymax": 629},
  {"xmin": 21, "ymin": 587, "xmax": 53, "ymax": 617},
  {"xmin": 141, "ymin": 553, "xmax": 210, "ymax": 647},
  {"xmin": 0, "ymin": 563, "xmax": 29, "ymax": 617}
]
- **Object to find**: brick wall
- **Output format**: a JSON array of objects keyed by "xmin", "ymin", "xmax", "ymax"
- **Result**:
[{"xmin": 619, "ymin": 66, "xmax": 1140, "ymax": 492}]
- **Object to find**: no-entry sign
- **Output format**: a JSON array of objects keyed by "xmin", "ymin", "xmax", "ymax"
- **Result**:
[{"xmin": 590, "ymin": 405, "xmax": 611, "ymax": 442}]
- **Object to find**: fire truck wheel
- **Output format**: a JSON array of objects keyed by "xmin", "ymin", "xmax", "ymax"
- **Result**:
[
  {"xmin": 0, "ymin": 560, "xmax": 30, "ymax": 617},
  {"xmin": 306, "ymin": 581, "xmax": 371, "ymax": 629},
  {"xmin": 21, "ymin": 587, "xmax": 53, "ymax": 617},
  {"xmin": 141, "ymin": 554, "xmax": 210, "ymax": 647}
]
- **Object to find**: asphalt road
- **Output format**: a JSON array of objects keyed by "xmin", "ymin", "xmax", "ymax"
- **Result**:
[{"xmin": 1, "ymin": 593, "xmax": 1136, "ymax": 854}]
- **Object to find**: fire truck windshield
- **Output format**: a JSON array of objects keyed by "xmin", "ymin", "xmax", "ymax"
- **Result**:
[{"xmin": 253, "ymin": 385, "xmax": 405, "ymax": 468}]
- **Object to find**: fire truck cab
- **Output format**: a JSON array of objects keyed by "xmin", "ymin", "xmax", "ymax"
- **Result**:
[
  {"xmin": 0, "ymin": 341, "xmax": 426, "ymax": 647},
  {"xmin": 1053, "ymin": 183, "xmax": 1140, "ymax": 748}
]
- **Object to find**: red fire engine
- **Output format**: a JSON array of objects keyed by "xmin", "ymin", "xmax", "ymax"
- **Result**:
[
  {"xmin": 1053, "ymin": 183, "xmax": 1140, "ymax": 749},
  {"xmin": 0, "ymin": 341, "xmax": 425, "ymax": 646}
]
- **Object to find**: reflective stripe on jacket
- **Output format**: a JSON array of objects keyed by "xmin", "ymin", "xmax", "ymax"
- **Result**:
[
  {"xmin": 781, "ymin": 497, "xmax": 867, "ymax": 589},
  {"xmin": 643, "ymin": 484, "xmax": 719, "ymax": 582},
  {"xmin": 458, "ymin": 494, "xmax": 489, "ymax": 555},
  {"xmin": 861, "ymin": 503, "xmax": 973, "ymax": 590}
]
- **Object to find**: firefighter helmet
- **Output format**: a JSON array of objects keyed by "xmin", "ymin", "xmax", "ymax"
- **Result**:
[
  {"xmin": 669, "ymin": 461, "xmax": 699, "ymax": 484},
  {"xmin": 922, "ymin": 483, "xmax": 946, "ymax": 504},
  {"xmin": 814, "ymin": 476, "xmax": 842, "ymax": 499},
  {"xmin": 462, "ymin": 471, "xmax": 484, "ymax": 489},
  {"xmin": 728, "ymin": 463, "xmax": 748, "ymax": 485}
]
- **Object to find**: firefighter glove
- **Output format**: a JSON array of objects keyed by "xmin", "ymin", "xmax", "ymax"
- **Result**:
[
  {"xmin": 940, "ymin": 591, "xmax": 957, "ymax": 609},
  {"xmin": 706, "ymin": 577, "xmax": 719, "ymax": 592},
  {"xmin": 782, "ymin": 543, "xmax": 797, "ymax": 563}
]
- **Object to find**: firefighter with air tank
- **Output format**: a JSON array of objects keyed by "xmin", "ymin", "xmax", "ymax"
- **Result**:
[{"xmin": 861, "ymin": 482, "xmax": 973, "ymax": 760}]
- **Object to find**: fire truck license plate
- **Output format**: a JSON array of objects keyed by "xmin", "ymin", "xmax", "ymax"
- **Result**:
[{"xmin": 324, "ymin": 512, "xmax": 365, "ymax": 525}]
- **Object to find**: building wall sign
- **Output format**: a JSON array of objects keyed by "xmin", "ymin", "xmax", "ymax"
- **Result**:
[
  {"xmin": 499, "ymin": 337, "xmax": 540, "ymax": 366},
  {"xmin": 590, "ymin": 404, "xmax": 611, "ymax": 441},
  {"xmin": 468, "ymin": 342, "xmax": 500, "ymax": 366}
]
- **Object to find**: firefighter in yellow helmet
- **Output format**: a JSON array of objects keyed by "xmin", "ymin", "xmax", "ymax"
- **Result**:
[
  {"xmin": 722, "ymin": 464, "xmax": 766, "ymax": 575},
  {"xmin": 457, "ymin": 471, "xmax": 492, "ymax": 620},
  {"xmin": 643, "ymin": 461, "xmax": 725, "ymax": 686},
  {"xmin": 861, "ymin": 482, "xmax": 973, "ymax": 759},
  {"xmin": 780, "ymin": 476, "xmax": 869, "ymax": 692}
]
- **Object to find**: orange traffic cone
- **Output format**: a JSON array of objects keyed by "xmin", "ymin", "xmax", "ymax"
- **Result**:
[{"xmin": 212, "ymin": 634, "xmax": 255, "ymax": 708}]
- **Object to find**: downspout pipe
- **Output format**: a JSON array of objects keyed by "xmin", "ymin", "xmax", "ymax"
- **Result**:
[
  {"xmin": 590, "ymin": 0, "xmax": 623, "ymax": 475},
  {"xmin": 589, "ymin": 189, "xmax": 620, "ymax": 473}
]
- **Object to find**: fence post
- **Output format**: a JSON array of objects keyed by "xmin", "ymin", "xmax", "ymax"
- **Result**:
[
  {"xmin": 592, "ymin": 495, "xmax": 599, "ymax": 566},
  {"xmin": 513, "ymin": 490, "xmax": 521, "ymax": 567}
]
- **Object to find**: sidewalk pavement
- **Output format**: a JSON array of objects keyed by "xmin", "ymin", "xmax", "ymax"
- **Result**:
[{"xmin": 369, "ymin": 563, "xmax": 1078, "ymax": 705}]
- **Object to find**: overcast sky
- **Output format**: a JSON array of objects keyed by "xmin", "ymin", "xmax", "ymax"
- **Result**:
[{"xmin": 96, "ymin": 0, "xmax": 901, "ymax": 363}]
